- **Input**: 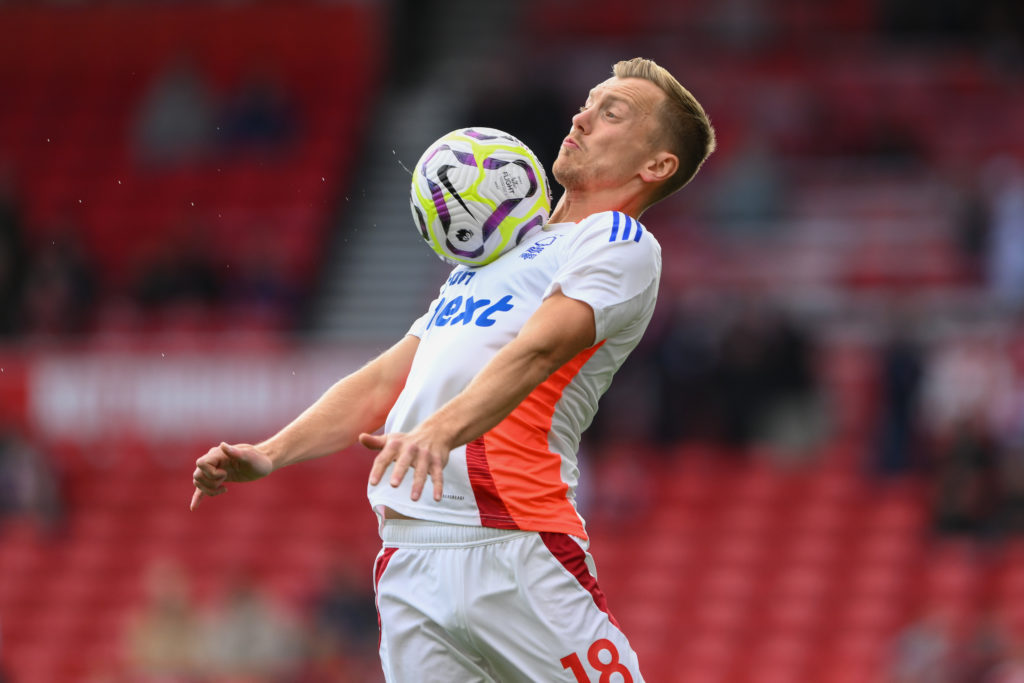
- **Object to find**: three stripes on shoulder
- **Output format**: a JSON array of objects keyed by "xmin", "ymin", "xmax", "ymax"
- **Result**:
[{"xmin": 608, "ymin": 212, "xmax": 643, "ymax": 243}]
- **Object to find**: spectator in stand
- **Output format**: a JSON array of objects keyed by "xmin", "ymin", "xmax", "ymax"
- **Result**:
[
  {"xmin": 983, "ymin": 156, "xmax": 1024, "ymax": 307},
  {"xmin": 872, "ymin": 312, "xmax": 926, "ymax": 477},
  {"xmin": 200, "ymin": 572, "xmax": 304, "ymax": 680},
  {"xmin": 880, "ymin": 0, "xmax": 1024, "ymax": 45},
  {"xmin": 133, "ymin": 55, "xmax": 217, "ymax": 166},
  {"xmin": 932, "ymin": 420, "xmax": 999, "ymax": 536},
  {"xmin": 922, "ymin": 337, "xmax": 1010, "ymax": 536},
  {"xmin": 707, "ymin": 301, "xmax": 824, "ymax": 458},
  {"xmin": 134, "ymin": 221, "xmax": 223, "ymax": 319},
  {"xmin": 21, "ymin": 220, "xmax": 97, "ymax": 336},
  {"xmin": 125, "ymin": 560, "xmax": 204, "ymax": 681},
  {"xmin": 0, "ymin": 622, "xmax": 8, "ymax": 683},
  {"xmin": 226, "ymin": 223, "xmax": 298, "ymax": 329},
  {"xmin": 951, "ymin": 168, "xmax": 992, "ymax": 285},
  {"xmin": 997, "ymin": 438, "xmax": 1024, "ymax": 535},
  {"xmin": 992, "ymin": 640, "xmax": 1024, "ymax": 683},
  {"xmin": 650, "ymin": 296, "xmax": 718, "ymax": 446},
  {"xmin": 864, "ymin": 111, "xmax": 926, "ymax": 167},
  {"xmin": 888, "ymin": 608, "xmax": 956, "ymax": 683},
  {"xmin": 219, "ymin": 65, "xmax": 297, "ymax": 151},
  {"xmin": 961, "ymin": 610, "xmax": 1012, "ymax": 682},
  {"xmin": 386, "ymin": 0, "xmax": 440, "ymax": 88},
  {"xmin": 706, "ymin": 131, "xmax": 788, "ymax": 236},
  {"xmin": 756, "ymin": 307, "xmax": 827, "ymax": 461},
  {"xmin": 0, "ymin": 425, "xmax": 62, "ymax": 532},
  {"xmin": 0, "ymin": 164, "xmax": 28, "ymax": 336},
  {"xmin": 992, "ymin": 335, "xmax": 1024, "ymax": 534},
  {"xmin": 304, "ymin": 560, "xmax": 381, "ymax": 681},
  {"xmin": 704, "ymin": 0, "xmax": 773, "ymax": 48},
  {"xmin": 710, "ymin": 302, "xmax": 775, "ymax": 452}
]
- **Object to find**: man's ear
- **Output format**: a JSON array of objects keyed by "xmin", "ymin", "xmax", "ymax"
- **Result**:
[{"xmin": 640, "ymin": 151, "xmax": 679, "ymax": 184}]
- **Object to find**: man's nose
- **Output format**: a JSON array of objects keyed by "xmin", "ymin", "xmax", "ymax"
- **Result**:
[{"xmin": 570, "ymin": 109, "xmax": 590, "ymax": 134}]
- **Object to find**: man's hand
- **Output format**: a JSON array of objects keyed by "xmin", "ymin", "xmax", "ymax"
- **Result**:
[
  {"xmin": 361, "ymin": 429, "xmax": 450, "ymax": 502},
  {"xmin": 190, "ymin": 442, "xmax": 274, "ymax": 511}
]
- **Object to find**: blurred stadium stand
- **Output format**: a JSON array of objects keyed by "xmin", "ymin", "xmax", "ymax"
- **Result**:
[
  {"xmin": 2, "ymin": 0, "xmax": 1024, "ymax": 681},
  {"xmin": 0, "ymin": 3, "xmax": 382, "ymax": 337}
]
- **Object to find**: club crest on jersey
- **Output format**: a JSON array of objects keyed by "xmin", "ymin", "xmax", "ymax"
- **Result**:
[{"xmin": 520, "ymin": 234, "xmax": 561, "ymax": 260}]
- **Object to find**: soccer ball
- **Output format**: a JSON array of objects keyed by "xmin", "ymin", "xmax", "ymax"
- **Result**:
[{"xmin": 409, "ymin": 127, "xmax": 551, "ymax": 267}]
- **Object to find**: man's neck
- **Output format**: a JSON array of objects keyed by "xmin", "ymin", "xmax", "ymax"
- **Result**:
[{"xmin": 548, "ymin": 187, "xmax": 645, "ymax": 224}]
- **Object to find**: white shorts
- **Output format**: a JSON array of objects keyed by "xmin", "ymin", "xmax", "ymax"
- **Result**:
[{"xmin": 372, "ymin": 519, "xmax": 644, "ymax": 683}]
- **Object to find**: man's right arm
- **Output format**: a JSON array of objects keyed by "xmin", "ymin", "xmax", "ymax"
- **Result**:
[
  {"xmin": 259, "ymin": 334, "xmax": 420, "ymax": 469},
  {"xmin": 190, "ymin": 334, "xmax": 419, "ymax": 509}
]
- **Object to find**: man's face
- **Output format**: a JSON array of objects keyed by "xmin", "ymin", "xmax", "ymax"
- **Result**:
[{"xmin": 552, "ymin": 76, "xmax": 667, "ymax": 193}]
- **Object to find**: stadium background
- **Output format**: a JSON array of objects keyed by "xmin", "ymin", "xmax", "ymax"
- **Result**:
[{"xmin": 2, "ymin": 0, "xmax": 1024, "ymax": 681}]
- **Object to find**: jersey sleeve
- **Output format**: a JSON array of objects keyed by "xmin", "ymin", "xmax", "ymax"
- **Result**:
[
  {"xmin": 405, "ymin": 280, "xmax": 448, "ymax": 338},
  {"xmin": 544, "ymin": 212, "xmax": 662, "ymax": 344},
  {"xmin": 406, "ymin": 306, "xmax": 435, "ymax": 338}
]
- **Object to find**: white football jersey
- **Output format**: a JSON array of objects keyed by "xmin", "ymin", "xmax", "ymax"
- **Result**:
[{"xmin": 368, "ymin": 211, "xmax": 661, "ymax": 539}]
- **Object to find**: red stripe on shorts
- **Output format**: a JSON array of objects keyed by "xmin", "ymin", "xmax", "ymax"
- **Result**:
[
  {"xmin": 374, "ymin": 547, "xmax": 398, "ymax": 650},
  {"xmin": 466, "ymin": 437, "xmax": 519, "ymax": 529},
  {"xmin": 540, "ymin": 532, "xmax": 621, "ymax": 630}
]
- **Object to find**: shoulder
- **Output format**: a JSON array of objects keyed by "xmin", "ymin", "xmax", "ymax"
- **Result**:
[{"xmin": 565, "ymin": 211, "xmax": 661, "ymax": 260}]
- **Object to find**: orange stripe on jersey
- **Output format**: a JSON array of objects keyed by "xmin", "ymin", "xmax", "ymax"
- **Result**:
[{"xmin": 471, "ymin": 342, "xmax": 604, "ymax": 539}]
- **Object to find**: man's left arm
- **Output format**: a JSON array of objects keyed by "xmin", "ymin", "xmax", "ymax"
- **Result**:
[{"xmin": 362, "ymin": 291, "xmax": 596, "ymax": 502}]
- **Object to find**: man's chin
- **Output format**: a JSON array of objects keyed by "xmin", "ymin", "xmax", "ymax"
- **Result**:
[{"xmin": 551, "ymin": 161, "xmax": 583, "ymax": 191}]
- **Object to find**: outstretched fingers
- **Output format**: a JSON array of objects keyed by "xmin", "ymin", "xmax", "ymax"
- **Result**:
[
  {"xmin": 430, "ymin": 458, "xmax": 445, "ymax": 502},
  {"xmin": 388, "ymin": 443, "xmax": 417, "ymax": 489},
  {"xmin": 404, "ymin": 448, "xmax": 429, "ymax": 501},
  {"xmin": 364, "ymin": 432, "xmax": 447, "ymax": 501},
  {"xmin": 408, "ymin": 446, "xmax": 445, "ymax": 502},
  {"xmin": 367, "ymin": 435, "xmax": 397, "ymax": 487}
]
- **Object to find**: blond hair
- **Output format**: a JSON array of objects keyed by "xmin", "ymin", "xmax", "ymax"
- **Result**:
[{"xmin": 613, "ymin": 57, "xmax": 716, "ymax": 205}]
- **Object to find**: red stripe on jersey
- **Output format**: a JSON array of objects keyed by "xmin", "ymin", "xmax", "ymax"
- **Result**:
[
  {"xmin": 478, "ymin": 342, "xmax": 603, "ymax": 538},
  {"xmin": 466, "ymin": 437, "xmax": 519, "ymax": 529},
  {"xmin": 540, "ymin": 532, "xmax": 621, "ymax": 630},
  {"xmin": 374, "ymin": 547, "xmax": 398, "ymax": 651}
]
